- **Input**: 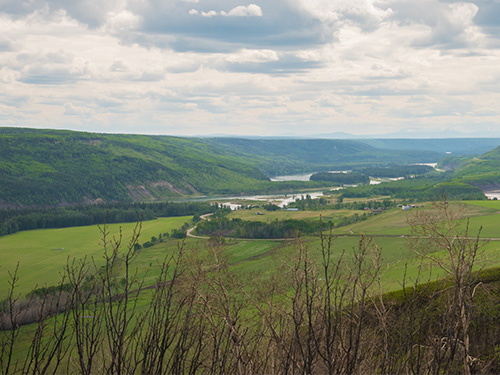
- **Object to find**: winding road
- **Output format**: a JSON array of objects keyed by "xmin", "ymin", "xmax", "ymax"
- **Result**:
[
  {"xmin": 185, "ymin": 213, "xmax": 212, "ymax": 239},
  {"xmin": 185, "ymin": 213, "xmax": 500, "ymax": 242}
]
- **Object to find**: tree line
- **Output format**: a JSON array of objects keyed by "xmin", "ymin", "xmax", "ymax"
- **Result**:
[
  {"xmin": 310, "ymin": 165, "xmax": 434, "ymax": 185},
  {"xmin": 310, "ymin": 172, "xmax": 369, "ymax": 185},
  {"xmin": 195, "ymin": 212, "xmax": 375, "ymax": 239},
  {"xmin": 0, "ymin": 202, "xmax": 222, "ymax": 236},
  {"xmin": 195, "ymin": 216, "xmax": 322, "ymax": 239},
  {"xmin": 357, "ymin": 164, "xmax": 434, "ymax": 178},
  {"xmin": 340, "ymin": 175, "xmax": 487, "ymax": 201}
]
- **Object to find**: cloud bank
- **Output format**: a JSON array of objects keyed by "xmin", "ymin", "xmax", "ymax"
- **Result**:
[{"xmin": 0, "ymin": 0, "xmax": 499, "ymax": 137}]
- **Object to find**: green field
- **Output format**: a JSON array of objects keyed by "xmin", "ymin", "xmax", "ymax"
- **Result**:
[
  {"xmin": 229, "ymin": 207, "xmax": 363, "ymax": 223},
  {"xmin": 4, "ymin": 200, "xmax": 500, "ymax": 374},
  {"xmin": 0, "ymin": 216, "xmax": 192, "ymax": 299},
  {"xmin": 3, "ymin": 200, "xmax": 500, "ymax": 300}
]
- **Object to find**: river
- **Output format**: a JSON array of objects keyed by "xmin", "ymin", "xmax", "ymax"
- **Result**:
[
  {"xmin": 270, "ymin": 172, "xmax": 404, "ymax": 186},
  {"xmin": 167, "ymin": 189, "xmax": 338, "ymax": 210},
  {"xmin": 172, "ymin": 165, "xmax": 435, "ymax": 210},
  {"xmin": 219, "ymin": 190, "xmax": 337, "ymax": 210},
  {"xmin": 484, "ymin": 190, "xmax": 500, "ymax": 200}
]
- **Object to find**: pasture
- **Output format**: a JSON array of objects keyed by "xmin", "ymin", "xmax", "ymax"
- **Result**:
[
  {"xmin": 3, "ymin": 200, "xmax": 500, "ymax": 301},
  {"xmin": 0, "ymin": 216, "xmax": 192, "ymax": 299}
]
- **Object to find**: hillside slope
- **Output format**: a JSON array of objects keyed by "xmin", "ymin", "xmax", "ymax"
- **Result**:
[
  {"xmin": 0, "ymin": 128, "xmax": 271, "ymax": 206},
  {"xmin": 0, "ymin": 128, "xmax": 441, "ymax": 206},
  {"xmin": 446, "ymin": 146, "xmax": 500, "ymax": 191},
  {"xmin": 204, "ymin": 138, "xmax": 441, "ymax": 176}
]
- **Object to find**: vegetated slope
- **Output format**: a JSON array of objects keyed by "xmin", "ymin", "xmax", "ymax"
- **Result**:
[
  {"xmin": 0, "ymin": 128, "xmax": 440, "ymax": 206},
  {"xmin": 340, "ymin": 145, "xmax": 500, "ymax": 202},
  {"xmin": 203, "ymin": 138, "xmax": 441, "ymax": 176},
  {"xmin": 448, "ymin": 146, "xmax": 500, "ymax": 191},
  {"xmin": 0, "ymin": 128, "xmax": 271, "ymax": 206},
  {"xmin": 340, "ymin": 174, "xmax": 487, "ymax": 201}
]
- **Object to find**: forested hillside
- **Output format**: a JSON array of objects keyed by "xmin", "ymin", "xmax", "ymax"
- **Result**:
[
  {"xmin": 441, "ymin": 146, "xmax": 500, "ymax": 191},
  {"xmin": 0, "ymin": 128, "xmax": 442, "ymax": 206},
  {"xmin": 0, "ymin": 128, "xmax": 273, "ymax": 206},
  {"xmin": 204, "ymin": 138, "xmax": 441, "ymax": 176}
]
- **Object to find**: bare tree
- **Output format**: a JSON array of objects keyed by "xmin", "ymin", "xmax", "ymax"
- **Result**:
[
  {"xmin": 66, "ymin": 256, "xmax": 104, "ymax": 375},
  {"xmin": 95, "ymin": 219, "xmax": 148, "ymax": 375},
  {"xmin": 0, "ymin": 264, "xmax": 22, "ymax": 374},
  {"xmin": 21, "ymin": 275, "xmax": 73, "ymax": 374},
  {"xmin": 408, "ymin": 199, "xmax": 485, "ymax": 375}
]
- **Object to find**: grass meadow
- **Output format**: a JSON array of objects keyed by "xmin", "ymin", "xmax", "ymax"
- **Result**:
[
  {"xmin": 228, "ymin": 207, "xmax": 363, "ymax": 223},
  {"xmin": 4, "ymin": 200, "xmax": 500, "ymax": 374},
  {"xmin": 0, "ymin": 216, "xmax": 192, "ymax": 299},
  {"xmin": 3, "ymin": 200, "xmax": 500, "ymax": 301}
]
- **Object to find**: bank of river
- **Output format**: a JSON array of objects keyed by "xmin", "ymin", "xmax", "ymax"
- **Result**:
[
  {"xmin": 171, "ymin": 165, "xmax": 434, "ymax": 209},
  {"xmin": 270, "ymin": 171, "xmax": 350, "ymax": 182},
  {"xmin": 219, "ymin": 190, "xmax": 338, "ymax": 210},
  {"xmin": 483, "ymin": 190, "xmax": 500, "ymax": 200},
  {"xmin": 271, "ymin": 172, "xmax": 405, "ymax": 186},
  {"xmin": 165, "ymin": 189, "xmax": 339, "ymax": 210},
  {"xmin": 270, "ymin": 174, "xmax": 313, "ymax": 182}
]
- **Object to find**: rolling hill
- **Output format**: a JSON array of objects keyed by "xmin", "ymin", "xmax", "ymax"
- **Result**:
[
  {"xmin": 449, "ymin": 145, "xmax": 500, "ymax": 191},
  {"xmin": 0, "ymin": 128, "xmax": 443, "ymax": 206}
]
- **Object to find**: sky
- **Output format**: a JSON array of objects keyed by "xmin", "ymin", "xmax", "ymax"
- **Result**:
[{"xmin": 0, "ymin": 0, "xmax": 500, "ymax": 138}]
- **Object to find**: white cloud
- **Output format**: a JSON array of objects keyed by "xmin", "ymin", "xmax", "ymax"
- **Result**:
[
  {"xmin": 64, "ymin": 102, "xmax": 93, "ymax": 116},
  {"xmin": 110, "ymin": 60, "xmax": 131, "ymax": 72},
  {"xmin": 226, "ymin": 49, "xmax": 279, "ymax": 63},
  {"xmin": 0, "ymin": 0, "xmax": 500, "ymax": 137},
  {"xmin": 190, "ymin": 4, "xmax": 263, "ymax": 18},
  {"xmin": 105, "ymin": 10, "xmax": 141, "ymax": 33},
  {"xmin": 221, "ymin": 4, "xmax": 263, "ymax": 17},
  {"xmin": 0, "ymin": 37, "xmax": 15, "ymax": 51},
  {"xmin": 294, "ymin": 0, "xmax": 392, "ymax": 26},
  {"xmin": 201, "ymin": 10, "xmax": 218, "ymax": 17}
]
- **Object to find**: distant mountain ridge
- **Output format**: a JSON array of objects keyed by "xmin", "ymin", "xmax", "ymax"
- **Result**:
[{"xmin": 357, "ymin": 138, "xmax": 500, "ymax": 156}]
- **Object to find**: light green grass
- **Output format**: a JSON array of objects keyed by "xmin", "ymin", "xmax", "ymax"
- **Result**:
[
  {"xmin": 335, "ymin": 208, "xmax": 412, "ymax": 235},
  {"xmin": 229, "ymin": 208, "xmax": 363, "ymax": 222},
  {"xmin": 224, "ymin": 240, "xmax": 281, "ymax": 264},
  {"xmin": 0, "ymin": 216, "xmax": 192, "ymax": 299},
  {"xmin": 6, "ymin": 200, "xmax": 500, "ymax": 371},
  {"xmin": 4, "ymin": 200, "xmax": 500, "ymax": 301},
  {"xmin": 336, "ymin": 202, "xmax": 498, "ymax": 236},
  {"xmin": 217, "ymin": 201, "xmax": 500, "ymax": 294},
  {"xmin": 464, "ymin": 200, "xmax": 500, "ymax": 210}
]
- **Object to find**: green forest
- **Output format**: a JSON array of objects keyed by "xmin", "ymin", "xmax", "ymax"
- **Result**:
[
  {"xmin": 0, "ymin": 201, "xmax": 224, "ymax": 236},
  {"xmin": 310, "ymin": 171, "xmax": 370, "ymax": 184},
  {"xmin": 0, "ymin": 128, "xmax": 449, "ymax": 206},
  {"xmin": 2, "ymin": 128, "xmax": 500, "ymax": 207}
]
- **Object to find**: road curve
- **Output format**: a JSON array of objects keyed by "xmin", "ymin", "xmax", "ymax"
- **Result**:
[
  {"xmin": 185, "ymin": 213, "xmax": 212, "ymax": 239},
  {"xmin": 186, "ymin": 214, "xmax": 500, "ymax": 242}
]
